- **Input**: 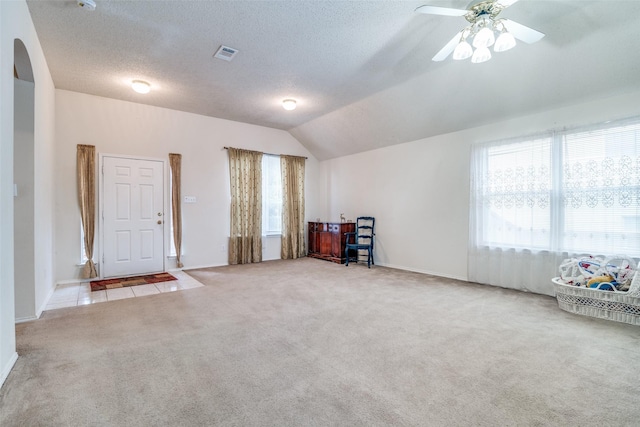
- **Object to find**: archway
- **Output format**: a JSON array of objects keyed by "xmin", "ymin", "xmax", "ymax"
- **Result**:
[{"xmin": 13, "ymin": 39, "xmax": 36, "ymax": 321}]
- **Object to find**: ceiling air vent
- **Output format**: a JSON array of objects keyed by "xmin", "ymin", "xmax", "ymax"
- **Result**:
[{"xmin": 214, "ymin": 45, "xmax": 238, "ymax": 62}]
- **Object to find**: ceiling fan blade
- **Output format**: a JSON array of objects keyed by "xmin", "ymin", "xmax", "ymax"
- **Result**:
[
  {"xmin": 415, "ymin": 5, "xmax": 468, "ymax": 17},
  {"xmin": 495, "ymin": 0, "xmax": 520, "ymax": 8},
  {"xmin": 432, "ymin": 30, "xmax": 464, "ymax": 62},
  {"xmin": 502, "ymin": 19, "xmax": 545, "ymax": 44}
]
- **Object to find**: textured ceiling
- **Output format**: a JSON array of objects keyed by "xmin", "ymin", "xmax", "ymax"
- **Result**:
[{"xmin": 26, "ymin": 0, "xmax": 640, "ymax": 160}]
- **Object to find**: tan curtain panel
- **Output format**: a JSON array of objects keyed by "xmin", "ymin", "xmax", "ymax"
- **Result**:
[
  {"xmin": 280, "ymin": 155, "xmax": 306, "ymax": 259},
  {"xmin": 169, "ymin": 153, "xmax": 184, "ymax": 268},
  {"xmin": 77, "ymin": 144, "xmax": 98, "ymax": 279},
  {"xmin": 228, "ymin": 148, "xmax": 263, "ymax": 264}
]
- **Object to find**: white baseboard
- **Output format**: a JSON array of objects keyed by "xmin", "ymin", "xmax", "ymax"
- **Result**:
[
  {"xmin": 14, "ymin": 284, "xmax": 53, "ymax": 323},
  {"xmin": 57, "ymin": 261, "xmax": 462, "ymax": 285},
  {"xmin": 181, "ymin": 263, "xmax": 226, "ymax": 271},
  {"xmin": 55, "ymin": 278, "xmax": 84, "ymax": 286},
  {"xmin": 15, "ymin": 315, "xmax": 38, "ymax": 324},
  {"xmin": 0, "ymin": 352, "xmax": 19, "ymax": 389},
  {"xmin": 376, "ymin": 262, "xmax": 468, "ymax": 282},
  {"xmin": 35, "ymin": 284, "xmax": 57, "ymax": 320}
]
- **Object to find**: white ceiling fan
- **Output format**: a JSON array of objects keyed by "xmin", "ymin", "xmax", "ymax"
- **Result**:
[{"xmin": 416, "ymin": 0, "xmax": 544, "ymax": 63}]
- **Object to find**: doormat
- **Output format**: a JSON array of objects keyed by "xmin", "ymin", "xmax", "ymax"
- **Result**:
[{"xmin": 90, "ymin": 272, "xmax": 177, "ymax": 292}]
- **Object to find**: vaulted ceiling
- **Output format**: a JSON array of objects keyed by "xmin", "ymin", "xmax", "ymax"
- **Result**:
[{"xmin": 26, "ymin": 0, "xmax": 640, "ymax": 160}]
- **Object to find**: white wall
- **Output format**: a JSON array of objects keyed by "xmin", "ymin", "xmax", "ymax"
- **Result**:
[
  {"xmin": 55, "ymin": 90, "xmax": 320, "ymax": 282},
  {"xmin": 13, "ymin": 78, "xmax": 35, "ymax": 321},
  {"xmin": 0, "ymin": 0, "xmax": 56, "ymax": 387},
  {"xmin": 320, "ymin": 89, "xmax": 640, "ymax": 281}
]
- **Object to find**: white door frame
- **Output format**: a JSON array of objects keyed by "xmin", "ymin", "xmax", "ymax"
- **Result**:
[{"xmin": 98, "ymin": 153, "xmax": 168, "ymax": 279}]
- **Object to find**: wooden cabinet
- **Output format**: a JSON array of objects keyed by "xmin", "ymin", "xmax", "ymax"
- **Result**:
[{"xmin": 308, "ymin": 222, "xmax": 355, "ymax": 264}]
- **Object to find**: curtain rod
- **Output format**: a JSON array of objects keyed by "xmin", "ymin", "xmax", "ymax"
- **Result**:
[{"xmin": 223, "ymin": 146, "xmax": 307, "ymax": 160}]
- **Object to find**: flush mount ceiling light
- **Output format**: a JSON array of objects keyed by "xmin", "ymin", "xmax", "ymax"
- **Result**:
[
  {"xmin": 282, "ymin": 99, "xmax": 297, "ymax": 111},
  {"xmin": 415, "ymin": 0, "xmax": 545, "ymax": 63},
  {"xmin": 131, "ymin": 80, "xmax": 151, "ymax": 94}
]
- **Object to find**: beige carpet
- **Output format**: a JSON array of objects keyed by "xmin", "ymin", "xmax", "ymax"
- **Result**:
[{"xmin": 1, "ymin": 258, "xmax": 639, "ymax": 426}]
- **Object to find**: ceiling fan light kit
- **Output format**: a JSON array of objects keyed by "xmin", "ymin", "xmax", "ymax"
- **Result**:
[
  {"xmin": 416, "ymin": 0, "xmax": 544, "ymax": 63},
  {"xmin": 77, "ymin": 0, "xmax": 96, "ymax": 11},
  {"xmin": 453, "ymin": 41, "xmax": 473, "ymax": 60},
  {"xmin": 471, "ymin": 46, "xmax": 492, "ymax": 64},
  {"xmin": 472, "ymin": 23, "xmax": 495, "ymax": 49},
  {"xmin": 494, "ymin": 30, "xmax": 516, "ymax": 52}
]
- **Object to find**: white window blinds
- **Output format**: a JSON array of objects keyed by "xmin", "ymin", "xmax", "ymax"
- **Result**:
[
  {"xmin": 471, "ymin": 117, "xmax": 640, "ymax": 257},
  {"xmin": 262, "ymin": 154, "xmax": 282, "ymax": 235},
  {"xmin": 472, "ymin": 135, "xmax": 553, "ymax": 250},
  {"xmin": 561, "ymin": 121, "xmax": 640, "ymax": 255},
  {"xmin": 469, "ymin": 117, "xmax": 640, "ymax": 295}
]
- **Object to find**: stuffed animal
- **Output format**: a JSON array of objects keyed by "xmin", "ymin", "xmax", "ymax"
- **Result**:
[{"xmin": 587, "ymin": 275, "xmax": 615, "ymax": 291}]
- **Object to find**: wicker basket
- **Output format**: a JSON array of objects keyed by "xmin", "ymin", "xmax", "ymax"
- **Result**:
[{"xmin": 552, "ymin": 273, "xmax": 640, "ymax": 326}]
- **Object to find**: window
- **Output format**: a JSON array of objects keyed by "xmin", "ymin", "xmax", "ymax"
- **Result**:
[
  {"xmin": 80, "ymin": 223, "xmax": 88, "ymax": 263},
  {"xmin": 471, "ymin": 117, "xmax": 640, "ymax": 257},
  {"xmin": 262, "ymin": 154, "xmax": 282, "ymax": 235}
]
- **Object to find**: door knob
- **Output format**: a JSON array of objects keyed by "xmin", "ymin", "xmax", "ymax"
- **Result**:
[{"xmin": 157, "ymin": 220, "xmax": 162, "ymax": 224}]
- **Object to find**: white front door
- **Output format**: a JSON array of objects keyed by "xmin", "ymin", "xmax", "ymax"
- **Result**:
[{"xmin": 101, "ymin": 156, "xmax": 165, "ymax": 278}]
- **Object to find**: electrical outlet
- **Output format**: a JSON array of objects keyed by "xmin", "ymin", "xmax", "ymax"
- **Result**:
[{"xmin": 183, "ymin": 196, "xmax": 197, "ymax": 203}]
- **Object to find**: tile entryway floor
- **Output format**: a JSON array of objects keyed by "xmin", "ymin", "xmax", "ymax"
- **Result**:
[{"xmin": 45, "ymin": 270, "xmax": 203, "ymax": 311}]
